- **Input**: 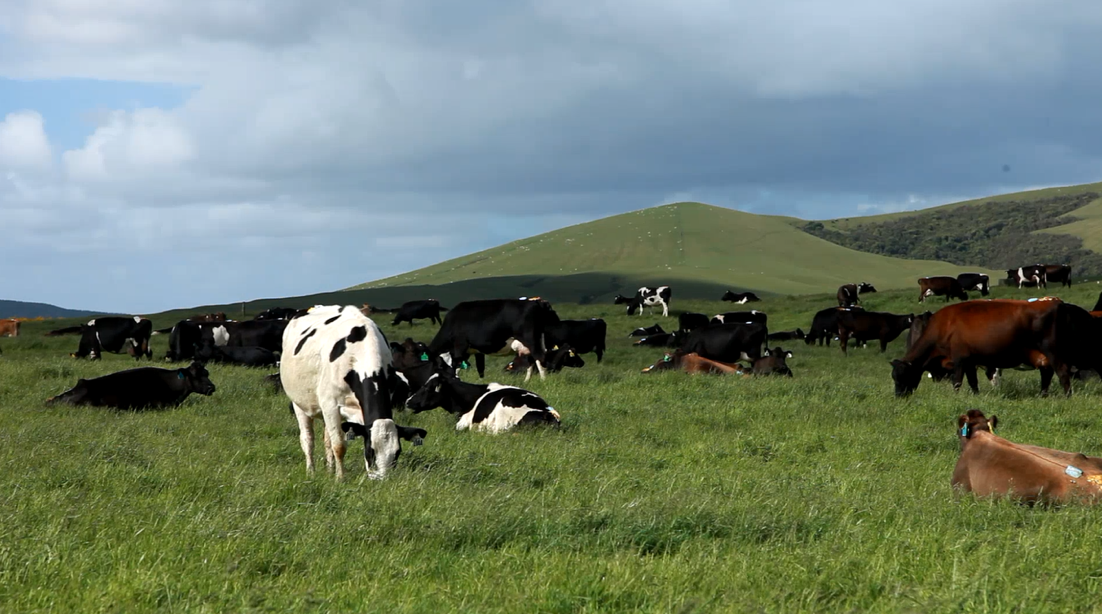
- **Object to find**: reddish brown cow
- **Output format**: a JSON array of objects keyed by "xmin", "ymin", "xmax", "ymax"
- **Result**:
[
  {"xmin": 917, "ymin": 276, "xmax": 968, "ymax": 303},
  {"xmin": 641, "ymin": 350, "xmax": 744, "ymax": 375},
  {"xmin": 0, "ymin": 319, "xmax": 19, "ymax": 337},
  {"xmin": 952, "ymin": 410, "xmax": 1102, "ymax": 505},
  {"xmin": 890, "ymin": 298, "xmax": 1070, "ymax": 397}
]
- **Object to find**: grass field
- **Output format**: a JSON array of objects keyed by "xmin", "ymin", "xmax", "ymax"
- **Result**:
[{"xmin": 6, "ymin": 282, "xmax": 1102, "ymax": 612}]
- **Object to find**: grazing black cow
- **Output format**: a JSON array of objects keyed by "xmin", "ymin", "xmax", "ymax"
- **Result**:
[
  {"xmin": 837, "ymin": 282, "xmax": 877, "ymax": 307},
  {"xmin": 427, "ymin": 298, "xmax": 561, "ymax": 381},
  {"xmin": 254, "ymin": 307, "xmax": 300, "ymax": 321},
  {"xmin": 1006, "ymin": 266, "xmax": 1047, "ymax": 289},
  {"xmin": 545, "ymin": 318, "xmax": 607, "ymax": 362},
  {"xmin": 805, "ymin": 306, "xmax": 863, "ymax": 346},
  {"xmin": 957, "ymin": 273, "xmax": 991, "ymax": 297},
  {"xmin": 721, "ymin": 291, "xmax": 761, "ymax": 304},
  {"xmin": 166, "ymin": 319, "xmax": 289, "ymax": 361},
  {"xmin": 768, "ymin": 328, "xmax": 805, "ymax": 342},
  {"xmin": 835, "ymin": 310, "xmax": 915, "ymax": 355},
  {"xmin": 918, "ymin": 276, "xmax": 969, "ymax": 302},
  {"xmin": 628, "ymin": 324, "xmax": 665, "ymax": 338},
  {"xmin": 677, "ymin": 322, "xmax": 767, "ymax": 363},
  {"xmin": 70, "ymin": 316, "xmax": 154, "ymax": 361},
  {"xmin": 194, "ymin": 338, "xmax": 280, "ymax": 367},
  {"xmin": 711, "ymin": 310, "xmax": 767, "ymax": 325},
  {"xmin": 1041, "ymin": 264, "xmax": 1072, "ymax": 288},
  {"xmin": 390, "ymin": 299, "xmax": 449, "ymax": 327},
  {"xmin": 614, "ymin": 286, "xmax": 672, "ymax": 317},
  {"xmin": 45, "ymin": 361, "xmax": 216, "ymax": 409},
  {"xmin": 632, "ymin": 333, "xmax": 680, "ymax": 347},
  {"xmin": 505, "ymin": 344, "xmax": 585, "ymax": 374},
  {"xmin": 678, "ymin": 312, "xmax": 711, "ymax": 333},
  {"xmin": 406, "ymin": 372, "xmax": 560, "ymax": 433},
  {"xmin": 737, "ymin": 347, "xmax": 794, "ymax": 377}
]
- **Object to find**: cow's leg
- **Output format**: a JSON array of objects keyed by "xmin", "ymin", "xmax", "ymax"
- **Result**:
[
  {"xmin": 1039, "ymin": 366, "xmax": 1054, "ymax": 398},
  {"xmin": 838, "ymin": 330, "xmax": 849, "ymax": 355},
  {"xmin": 293, "ymin": 404, "xmax": 316, "ymax": 474},
  {"xmin": 879, "ymin": 337, "xmax": 889, "ymax": 353},
  {"xmin": 475, "ymin": 354, "xmax": 486, "ymax": 378},
  {"xmin": 535, "ymin": 358, "xmax": 547, "ymax": 380},
  {"xmin": 988, "ymin": 367, "xmax": 1000, "ymax": 387},
  {"xmin": 321, "ymin": 410, "xmax": 346, "ymax": 480},
  {"xmin": 1055, "ymin": 362, "xmax": 1072, "ymax": 397},
  {"xmin": 964, "ymin": 367, "xmax": 979, "ymax": 393},
  {"xmin": 662, "ymin": 301, "xmax": 669, "ymax": 317}
]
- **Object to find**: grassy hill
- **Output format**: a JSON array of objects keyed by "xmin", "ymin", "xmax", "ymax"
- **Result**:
[
  {"xmin": 0, "ymin": 299, "xmax": 106, "ymax": 320},
  {"xmin": 347, "ymin": 202, "xmax": 1001, "ymax": 304}
]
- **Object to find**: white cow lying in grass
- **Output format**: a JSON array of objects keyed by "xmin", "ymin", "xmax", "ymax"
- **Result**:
[{"xmin": 280, "ymin": 305, "xmax": 426, "ymax": 480}]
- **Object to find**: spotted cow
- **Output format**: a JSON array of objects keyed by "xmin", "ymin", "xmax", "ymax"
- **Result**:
[
  {"xmin": 407, "ymin": 372, "xmax": 560, "ymax": 433},
  {"xmin": 614, "ymin": 286, "xmax": 672, "ymax": 317}
]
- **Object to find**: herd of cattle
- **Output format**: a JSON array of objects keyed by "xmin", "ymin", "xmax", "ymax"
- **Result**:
[{"xmin": 9, "ymin": 263, "xmax": 1102, "ymax": 502}]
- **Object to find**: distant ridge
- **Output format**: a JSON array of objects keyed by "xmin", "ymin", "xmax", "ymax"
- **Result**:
[{"xmin": 0, "ymin": 299, "xmax": 109, "ymax": 319}]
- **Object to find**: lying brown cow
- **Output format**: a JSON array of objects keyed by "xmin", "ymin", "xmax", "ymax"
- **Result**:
[
  {"xmin": 641, "ymin": 350, "xmax": 743, "ymax": 375},
  {"xmin": 0, "ymin": 319, "xmax": 19, "ymax": 337},
  {"xmin": 952, "ymin": 409, "xmax": 1102, "ymax": 505}
]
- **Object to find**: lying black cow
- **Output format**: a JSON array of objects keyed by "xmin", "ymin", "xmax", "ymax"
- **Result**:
[
  {"xmin": 768, "ymin": 328, "xmax": 805, "ymax": 341},
  {"xmin": 836, "ymin": 310, "xmax": 914, "ymax": 355},
  {"xmin": 678, "ymin": 322, "xmax": 767, "ymax": 363},
  {"xmin": 506, "ymin": 345, "xmax": 585, "ymax": 374},
  {"xmin": 721, "ymin": 291, "xmax": 761, "ymax": 304},
  {"xmin": 633, "ymin": 333, "xmax": 680, "ymax": 347},
  {"xmin": 628, "ymin": 324, "xmax": 664, "ymax": 338},
  {"xmin": 957, "ymin": 273, "xmax": 991, "ymax": 297},
  {"xmin": 805, "ymin": 306, "xmax": 863, "ymax": 346},
  {"xmin": 427, "ymin": 298, "xmax": 560, "ymax": 380},
  {"xmin": 70, "ymin": 316, "xmax": 154, "ymax": 361},
  {"xmin": 254, "ymin": 307, "xmax": 299, "ymax": 321},
  {"xmin": 45, "ymin": 361, "xmax": 216, "ymax": 410},
  {"xmin": 678, "ymin": 312, "xmax": 711, "ymax": 333},
  {"xmin": 167, "ymin": 319, "xmax": 289, "ymax": 361},
  {"xmin": 194, "ymin": 338, "xmax": 280, "ymax": 367},
  {"xmin": 391, "ymin": 299, "xmax": 449, "ymax": 327},
  {"xmin": 711, "ymin": 311, "xmax": 767, "ymax": 325},
  {"xmin": 545, "ymin": 318, "xmax": 606, "ymax": 362},
  {"xmin": 737, "ymin": 347, "xmax": 794, "ymax": 377}
]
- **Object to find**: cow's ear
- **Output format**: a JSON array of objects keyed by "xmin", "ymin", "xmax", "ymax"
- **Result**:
[
  {"xmin": 341, "ymin": 422, "xmax": 368, "ymax": 439},
  {"xmin": 762, "ymin": 348, "xmax": 771, "ymax": 356},
  {"xmin": 957, "ymin": 414, "xmax": 969, "ymax": 430},
  {"xmin": 989, "ymin": 416, "xmax": 998, "ymax": 431},
  {"xmin": 397, "ymin": 426, "xmax": 427, "ymax": 445},
  {"xmin": 784, "ymin": 351, "xmax": 793, "ymax": 358}
]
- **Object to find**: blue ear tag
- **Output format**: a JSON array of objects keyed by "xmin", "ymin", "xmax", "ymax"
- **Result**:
[
  {"xmin": 420, "ymin": 353, "xmax": 429, "ymax": 362},
  {"xmin": 178, "ymin": 371, "xmax": 185, "ymax": 380},
  {"xmin": 960, "ymin": 425, "xmax": 968, "ymax": 437},
  {"xmin": 460, "ymin": 361, "xmax": 469, "ymax": 369},
  {"xmin": 663, "ymin": 354, "xmax": 671, "ymax": 362},
  {"xmin": 1066, "ymin": 465, "xmax": 1084, "ymax": 478}
]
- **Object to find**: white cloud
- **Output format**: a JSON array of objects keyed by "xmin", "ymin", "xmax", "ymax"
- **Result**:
[{"xmin": 0, "ymin": 111, "xmax": 52, "ymax": 170}]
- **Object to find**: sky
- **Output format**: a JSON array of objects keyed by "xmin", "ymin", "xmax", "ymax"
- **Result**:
[{"xmin": 2, "ymin": 1, "xmax": 1102, "ymax": 314}]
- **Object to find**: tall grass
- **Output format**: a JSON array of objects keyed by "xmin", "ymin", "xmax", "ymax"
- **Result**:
[{"xmin": 3, "ymin": 282, "xmax": 1102, "ymax": 612}]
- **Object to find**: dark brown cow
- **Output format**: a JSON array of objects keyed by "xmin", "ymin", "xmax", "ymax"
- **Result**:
[
  {"xmin": 0, "ymin": 319, "xmax": 19, "ymax": 337},
  {"xmin": 836, "ymin": 310, "xmax": 914, "ymax": 355},
  {"xmin": 917, "ymin": 276, "xmax": 968, "ymax": 303},
  {"xmin": 952, "ymin": 410, "xmax": 1102, "ymax": 505},
  {"xmin": 890, "ymin": 298, "xmax": 1069, "ymax": 397},
  {"xmin": 836, "ymin": 282, "xmax": 876, "ymax": 307},
  {"xmin": 641, "ymin": 350, "xmax": 743, "ymax": 375},
  {"xmin": 736, "ymin": 346, "xmax": 794, "ymax": 376},
  {"xmin": 1040, "ymin": 264, "xmax": 1072, "ymax": 288},
  {"xmin": 907, "ymin": 311, "xmax": 998, "ymax": 385}
]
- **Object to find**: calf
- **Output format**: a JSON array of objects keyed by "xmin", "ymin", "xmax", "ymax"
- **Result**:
[
  {"xmin": 678, "ymin": 322, "xmax": 767, "ymax": 363},
  {"xmin": 721, "ymin": 291, "xmax": 761, "ymax": 304},
  {"xmin": 428, "ymin": 298, "xmax": 560, "ymax": 381},
  {"xmin": 70, "ymin": 316, "xmax": 154, "ymax": 361},
  {"xmin": 917, "ymin": 276, "xmax": 968, "ymax": 303},
  {"xmin": 0, "ymin": 319, "xmax": 19, "ymax": 337},
  {"xmin": 678, "ymin": 312, "xmax": 711, "ymax": 333},
  {"xmin": 641, "ymin": 350, "xmax": 742, "ymax": 375},
  {"xmin": 768, "ymin": 328, "xmax": 805, "ymax": 342},
  {"xmin": 836, "ymin": 310, "xmax": 915, "ymax": 355},
  {"xmin": 952, "ymin": 410, "xmax": 1102, "ymax": 505},
  {"xmin": 505, "ymin": 344, "xmax": 585, "ymax": 374},
  {"xmin": 45, "ymin": 361, "xmax": 216, "ymax": 410},
  {"xmin": 280, "ymin": 305, "xmax": 426, "ymax": 480},
  {"xmin": 391, "ymin": 299, "xmax": 449, "ymax": 327},
  {"xmin": 407, "ymin": 372, "xmax": 560, "ymax": 433},
  {"xmin": 737, "ymin": 346, "xmax": 794, "ymax": 377},
  {"xmin": 837, "ymin": 282, "xmax": 876, "ymax": 307},
  {"xmin": 711, "ymin": 310, "xmax": 767, "ymax": 325},
  {"xmin": 194, "ymin": 338, "xmax": 280, "ymax": 367},
  {"xmin": 614, "ymin": 286, "xmax": 672, "ymax": 317},
  {"xmin": 628, "ymin": 324, "xmax": 664, "ymax": 338},
  {"xmin": 545, "ymin": 318, "xmax": 606, "ymax": 361},
  {"xmin": 956, "ymin": 273, "xmax": 990, "ymax": 297},
  {"xmin": 1006, "ymin": 266, "xmax": 1047, "ymax": 289}
]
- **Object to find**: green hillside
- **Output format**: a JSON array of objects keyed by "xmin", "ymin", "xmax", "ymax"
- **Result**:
[{"xmin": 349, "ymin": 202, "xmax": 1001, "ymax": 302}]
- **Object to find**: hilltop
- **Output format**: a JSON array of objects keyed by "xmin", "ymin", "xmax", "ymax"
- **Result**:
[{"xmin": 0, "ymin": 299, "xmax": 106, "ymax": 320}]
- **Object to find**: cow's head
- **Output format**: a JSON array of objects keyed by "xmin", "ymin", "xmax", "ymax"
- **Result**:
[
  {"xmin": 193, "ymin": 338, "xmax": 217, "ymax": 363},
  {"xmin": 794, "ymin": 328, "xmax": 805, "ymax": 339},
  {"xmin": 642, "ymin": 350, "xmax": 684, "ymax": 373},
  {"xmin": 957, "ymin": 409, "xmax": 996, "ymax": 446},
  {"xmin": 180, "ymin": 361, "xmax": 217, "ymax": 396},
  {"xmin": 340, "ymin": 420, "xmax": 426, "ymax": 479},
  {"xmin": 890, "ymin": 359, "xmax": 924, "ymax": 397},
  {"xmin": 763, "ymin": 347, "xmax": 793, "ymax": 360},
  {"xmin": 406, "ymin": 372, "xmax": 453, "ymax": 413},
  {"xmin": 613, "ymin": 294, "xmax": 631, "ymax": 305},
  {"xmin": 391, "ymin": 337, "xmax": 431, "ymax": 371},
  {"xmin": 857, "ymin": 282, "xmax": 877, "ymax": 294},
  {"xmin": 720, "ymin": 290, "xmax": 737, "ymax": 302}
]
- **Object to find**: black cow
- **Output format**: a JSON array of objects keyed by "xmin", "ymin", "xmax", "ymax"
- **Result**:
[
  {"xmin": 678, "ymin": 312, "xmax": 711, "ymax": 333},
  {"xmin": 721, "ymin": 291, "xmax": 761, "ymax": 304},
  {"xmin": 628, "ymin": 324, "xmax": 664, "ymax": 338},
  {"xmin": 391, "ymin": 299, "xmax": 449, "ymax": 327},
  {"xmin": 1041, "ymin": 264, "xmax": 1072, "ymax": 288},
  {"xmin": 957, "ymin": 273, "xmax": 991, "ymax": 297},
  {"xmin": 837, "ymin": 282, "xmax": 877, "ymax": 307},
  {"xmin": 1006, "ymin": 266, "xmax": 1047, "ymax": 289},
  {"xmin": 506, "ymin": 344, "xmax": 585, "ymax": 374},
  {"xmin": 427, "ymin": 298, "xmax": 560, "ymax": 381},
  {"xmin": 738, "ymin": 347, "xmax": 794, "ymax": 377},
  {"xmin": 166, "ymin": 319, "xmax": 289, "ymax": 361},
  {"xmin": 614, "ymin": 286, "xmax": 672, "ymax": 317},
  {"xmin": 194, "ymin": 338, "xmax": 280, "ymax": 367},
  {"xmin": 805, "ymin": 306, "xmax": 863, "ymax": 346},
  {"xmin": 711, "ymin": 310, "xmax": 767, "ymax": 325},
  {"xmin": 45, "ymin": 361, "xmax": 216, "ymax": 410},
  {"xmin": 633, "ymin": 333, "xmax": 680, "ymax": 347},
  {"xmin": 768, "ymin": 328, "xmax": 805, "ymax": 341},
  {"xmin": 70, "ymin": 316, "xmax": 154, "ymax": 361},
  {"xmin": 545, "ymin": 318, "xmax": 606, "ymax": 362},
  {"xmin": 678, "ymin": 322, "xmax": 767, "ymax": 363},
  {"xmin": 254, "ymin": 307, "xmax": 299, "ymax": 321},
  {"xmin": 836, "ymin": 310, "xmax": 915, "ymax": 355}
]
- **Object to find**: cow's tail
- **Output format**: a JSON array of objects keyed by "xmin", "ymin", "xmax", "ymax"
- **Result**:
[
  {"xmin": 45, "ymin": 326, "xmax": 83, "ymax": 337},
  {"xmin": 152, "ymin": 326, "xmax": 174, "ymax": 335},
  {"xmin": 438, "ymin": 305, "xmax": 449, "ymax": 312}
]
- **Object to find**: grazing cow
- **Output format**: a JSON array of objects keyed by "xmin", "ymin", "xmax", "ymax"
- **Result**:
[
  {"xmin": 1006, "ymin": 266, "xmax": 1047, "ymax": 289},
  {"xmin": 641, "ymin": 350, "xmax": 742, "ymax": 375},
  {"xmin": 166, "ymin": 319, "xmax": 289, "ymax": 361},
  {"xmin": 545, "ymin": 318, "xmax": 607, "ymax": 362},
  {"xmin": 805, "ymin": 306, "xmax": 863, "ymax": 346},
  {"xmin": 0, "ymin": 319, "xmax": 19, "ymax": 337},
  {"xmin": 70, "ymin": 316, "xmax": 154, "ymax": 361},
  {"xmin": 677, "ymin": 312, "xmax": 710, "ymax": 333},
  {"xmin": 428, "ymin": 298, "xmax": 560, "ymax": 381},
  {"xmin": 951, "ymin": 410, "xmax": 1102, "ymax": 505},
  {"xmin": 614, "ymin": 286, "xmax": 672, "ymax": 317},
  {"xmin": 956, "ymin": 273, "xmax": 991, "ymax": 297},
  {"xmin": 390, "ymin": 299, "xmax": 449, "ymax": 327},
  {"xmin": 737, "ymin": 347, "xmax": 794, "ymax": 377},
  {"xmin": 917, "ymin": 276, "xmax": 969, "ymax": 303},
  {"xmin": 255, "ymin": 307, "xmax": 300, "ymax": 321},
  {"xmin": 721, "ymin": 291, "xmax": 761, "ymax": 304},
  {"xmin": 890, "ymin": 298, "xmax": 1071, "ymax": 397},
  {"xmin": 628, "ymin": 324, "xmax": 665, "ymax": 338},
  {"xmin": 836, "ymin": 310, "xmax": 915, "ymax": 355},
  {"xmin": 45, "ymin": 361, "xmax": 216, "ymax": 410},
  {"xmin": 632, "ymin": 333, "xmax": 680, "ymax": 347},
  {"xmin": 505, "ymin": 344, "xmax": 585, "ymax": 374},
  {"xmin": 711, "ymin": 310, "xmax": 767, "ymax": 325},
  {"xmin": 194, "ymin": 338, "xmax": 280, "ymax": 367},
  {"xmin": 280, "ymin": 305, "xmax": 426, "ymax": 480},
  {"xmin": 907, "ymin": 311, "xmax": 1000, "ymax": 385},
  {"xmin": 677, "ymin": 322, "xmax": 767, "ymax": 363},
  {"xmin": 1040, "ymin": 264, "xmax": 1072, "ymax": 288},
  {"xmin": 837, "ymin": 282, "xmax": 876, "ymax": 307},
  {"xmin": 407, "ymin": 372, "xmax": 560, "ymax": 433},
  {"xmin": 768, "ymin": 328, "xmax": 805, "ymax": 342}
]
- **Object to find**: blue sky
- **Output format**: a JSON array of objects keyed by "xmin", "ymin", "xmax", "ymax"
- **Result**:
[{"xmin": 1, "ymin": 1, "xmax": 1101, "ymax": 314}]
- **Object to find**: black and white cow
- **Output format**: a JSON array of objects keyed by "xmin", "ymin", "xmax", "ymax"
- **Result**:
[
  {"xmin": 677, "ymin": 322, "xmax": 768, "ymax": 363},
  {"xmin": 627, "ymin": 324, "xmax": 665, "ymax": 338},
  {"xmin": 194, "ymin": 338, "xmax": 280, "ymax": 367},
  {"xmin": 505, "ymin": 344, "xmax": 585, "ymax": 374},
  {"xmin": 166, "ymin": 319, "xmax": 289, "ymax": 361},
  {"xmin": 956, "ymin": 273, "xmax": 991, "ymax": 297},
  {"xmin": 390, "ymin": 299, "xmax": 449, "ymax": 327},
  {"xmin": 678, "ymin": 312, "xmax": 711, "ymax": 333},
  {"xmin": 614, "ymin": 286, "xmax": 672, "ymax": 317},
  {"xmin": 633, "ymin": 332, "xmax": 681, "ymax": 347},
  {"xmin": 1006, "ymin": 265, "xmax": 1047, "ymax": 289},
  {"xmin": 837, "ymin": 282, "xmax": 877, "ymax": 307},
  {"xmin": 407, "ymin": 372, "xmax": 560, "ymax": 433},
  {"xmin": 427, "ymin": 298, "xmax": 561, "ymax": 381},
  {"xmin": 710, "ymin": 310, "xmax": 767, "ymax": 325},
  {"xmin": 69, "ymin": 316, "xmax": 154, "ymax": 361},
  {"xmin": 280, "ymin": 305, "xmax": 427, "ymax": 480},
  {"xmin": 544, "ymin": 318, "xmax": 607, "ymax": 362},
  {"xmin": 721, "ymin": 291, "xmax": 761, "ymax": 304},
  {"xmin": 254, "ymin": 307, "xmax": 300, "ymax": 321},
  {"xmin": 46, "ymin": 361, "xmax": 216, "ymax": 410}
]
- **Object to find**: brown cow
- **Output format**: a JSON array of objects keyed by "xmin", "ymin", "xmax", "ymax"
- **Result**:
[
  {"xmin": 1040, "ymin": 264, "xmax": 1072, "ymax": 288},
  {"xmin": 917, "ymin": 276, "xmax": 968, "ymax": 303},
  {"xmin": 836, "ymin": 282, "xmax": 876, "ymax": 307},
  {"xmin": 641, "ymin": 350, "xmax": 744, "ymax": 375},
  {"xmin": 0, "ymin": 319, "xmax": 19, "ymax": 337},
  {"xmin": 890, "ymin": 298, "xmax": 1070, "ymax": 397},
  {"xmin": 952, "ymin": 410, "xmax": 1102, "ymax": 505}
]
